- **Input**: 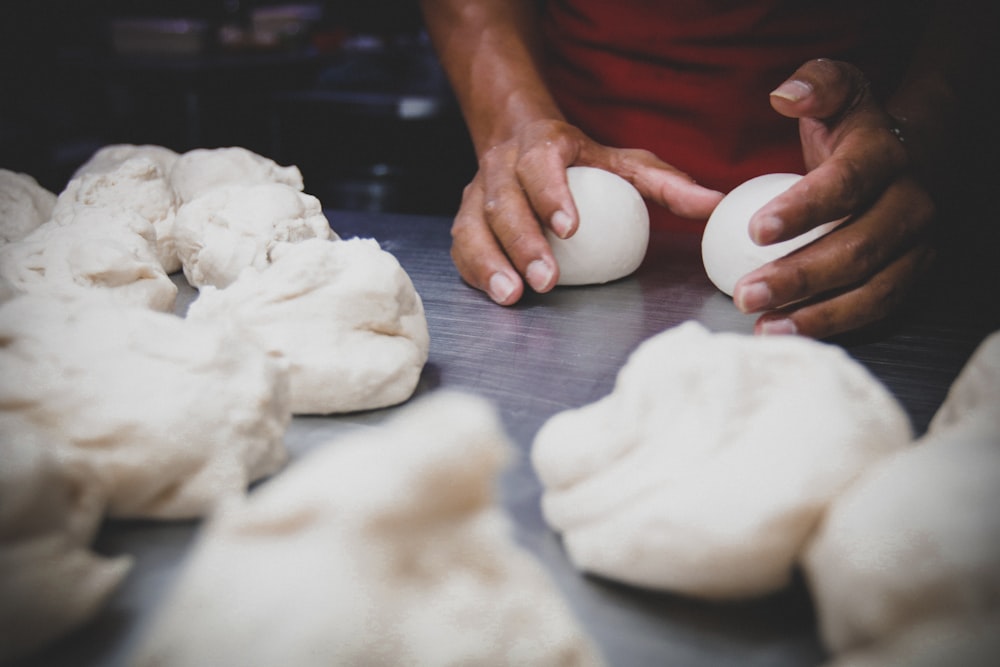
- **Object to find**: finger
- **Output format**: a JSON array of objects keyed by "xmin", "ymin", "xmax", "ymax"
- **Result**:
[
  {"xmin": 769, "ymin": 58, "xmax": 869, "ymax": 121},
  {"xmin": 515, "ymin": 126, "xmax": 581, "ymax": 239},
  {"xmin": 600, "ymin": 147, "xmax": 725, "ymax": 219}
]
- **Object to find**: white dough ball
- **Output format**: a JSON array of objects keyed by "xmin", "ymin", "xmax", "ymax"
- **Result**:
[
  {"xmin": 701, "ymin": 173, "xmax": 840, "ymax": 296},
  {"xmin": 545, "ymin": 166, "xmax": 649, "ymax": 286}
]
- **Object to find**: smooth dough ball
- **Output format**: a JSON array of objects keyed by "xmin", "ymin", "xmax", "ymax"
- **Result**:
[
  {"xmin": 531, "ymin": 321, "xmax": 912, "ymax": 599},
  {"xmin": 0, "ymin": 296, "xmax": 291, "ymax": 519},
  {"xmin": 169, "ymin": 182, "xmax": 335, "ymax": 289},
  {"xmin": 169, "ymin": 146, "xmax": 304, "ymax": 203},
  {"xmin": 133, "ymin": 391, "xmax": 605, "ymax": 667},
  {"xmin": 701, "ymin": 173, "xmax": 840, "ymax": 296},
  {"xmin": 545, "ymin": 166, "xmax": 649, "ymax": 286},
  {"xmin": 0, "ymin": 169, "xmax": 56, "ymax": 246},
  {"xmin": 187, "ymin": 238, "xmax": 430, "ymax": 415}
]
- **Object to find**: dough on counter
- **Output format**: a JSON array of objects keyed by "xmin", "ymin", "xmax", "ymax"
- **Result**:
[
  {"xmin": 0, "ymin": 210, "xmax": 177, "ymax": 312},
  {"xmin": 72, "ymin": 143, "xmax": 179, "ymax": 180},
  {"xmin": 803, "ymin": 330, "xmax": 1000, "ymax": 655},
  {"xmin": 187, "ymin": 238, "xmax": 429, "ymax": 414},
  {"xmin": 133, "ymin": 391, "xmax": 604, "ymax": 667},
  {"xmin": 0, "ymin": 415, "xmax": 131, "ymax": 663},
  {"xmin": 169, "ymin": 182, "xmax": 334, "ymax": 288},
  {"xmin": 0, "ymin": 168, "xmax": 56, "ymax": 246},
  {"xmin": 54, "ymin": 153, "xmax": 182, "ymax": 273},
  {"xmin": 0, "ymin": 296, "xmax": 291, "ymax": 519},
  {"xmin": 169, "ymin": 146, "xmax": 304, "ymax": 203},
  {"xmin": 545, "ymin": 166, "xmax": 649, "ymax": 286},
  {"xmin": 531, "ymin": 321, "xmax": 912, "ymax": 599}
]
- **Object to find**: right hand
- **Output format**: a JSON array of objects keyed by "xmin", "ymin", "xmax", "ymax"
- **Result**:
[{"xmin": 451, "ymin": 119, "xmax": 725, "ymax": 304}]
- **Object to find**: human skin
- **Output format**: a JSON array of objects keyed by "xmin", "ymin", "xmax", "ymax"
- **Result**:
[{"xmin": 419, "ymin": 0, "xmax": 984, "ymax": 339}]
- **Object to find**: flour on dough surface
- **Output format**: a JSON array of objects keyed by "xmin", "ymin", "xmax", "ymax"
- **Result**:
[
  {"xmin": 168, "ymin": 146, "xmax": 303, "ymax": 203},
  {"xmin": 0, "ymin": 168, "xmax": 56, "ymax": 246}
]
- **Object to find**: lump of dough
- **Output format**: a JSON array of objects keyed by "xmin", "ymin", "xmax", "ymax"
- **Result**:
[
  {"xmin": 0, "ymin": 211, "xmax": 177, "ymax": 312},
  {"xmin": 169, "ymin": 146, "xmax": 304, "ymax": 203},
  {"xmin": 133, "ymin": 391, "xmax": 604, "ymax": 667},
  {"xmin": 169, "ymin": 182, "xmax": 334, "ymax": 289},
  {"xmin": 701, "ymin": 173, "xmax": 841, "ymax": 296},
  {"xmin": 0, "ymin": 168, "xmax": 56, "ymax": 245},
  {"xmin": 0, "ymin": 415, "xmax": 131, "ymax": 663},
  {"xmin": 72, "ymin": 143, "xmax": 179, "ymax": 180},
  {"xmin": 802, "ymin": 330, "xmax": 1000, "ymax": 655},
  {"xmin": 531, "ymin": 321, "xmax": 912, "ymax": 599},
  {"xmin": 545, "ymin": 166, "xmax": 649, "ymax": 286},
  {"xmin": 0, "ymin": 296, "xmax": 291, "ymax": 519},
  {"xmin": 187, "ymin": 238, "xmax": 429, "ymax": 414},
  {"xmin": 53, "ymin": 155, "xmax": 182, "ymax": 274}
]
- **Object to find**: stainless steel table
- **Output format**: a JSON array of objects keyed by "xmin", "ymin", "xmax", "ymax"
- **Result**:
[{"xmin": 17, "ymin": 210, "xmax": 999, "ymax": 667}]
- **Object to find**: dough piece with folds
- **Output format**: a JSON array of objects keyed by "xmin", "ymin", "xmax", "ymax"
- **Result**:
[
  {"xmin": 133, "ymin": 392, "xmax": 604, "ymax": 667},
  {"xmin": 187, "ymin": 238, "xmax": 429, "ymax": 414},
  {"xmin": 169, "ymin": 183, "xmax": 334, "ymax": 289},
  {"xmin": 169, "ymin": 146, "xmax": 304, "ymax": 203},
  {"xmin": 0, "ymin": 168, "xmax": 56, "ymax": 245},
  {"xmin": 532, "ymin": 321, "xmax": 912, "ymax": 599},
  {"xmin": 0, "ymin": 415, "xmax": 131, "ymax": 663},
  {"xmin": 0, "ymin": 210, "xmax": 177, "ymax": 312},
  {"xmin": 54, "ymin": 153, "xmax": 182, "ymax": 273},
  {"xmin": 803, "ymin": 331, "xmax": 1000, "ymax": 656},
  {"xmin": 72, "ymin": 143, "xmax": 180, "ymax": 180},
  {"xmin": 0, "ymin": 296, "xmax": 291, "ymax": 519}
]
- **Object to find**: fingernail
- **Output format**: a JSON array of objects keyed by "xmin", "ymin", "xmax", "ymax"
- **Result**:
[
  {"xmin": 551, "ymin": 210, "xmax": 573, "ymax": 238},
  {"xmin": 770, "ymin": 79, "xmax": 813, "ymax": 102},
  {"xmin": 526, "ymin": 259, "xmax": 555, "ymax": 292},
  {"xmin": 734, "ymin": 281, "xmax": 772, "ymax": 312},
  {"xmin": 750, "ymin": 214, "xmax": 783, "ymax": 245},
  {"xmin": 488, "ymin": 272, "xmax": 516, "ymax": 303},
  {"xmin": 758, "ymin": 318, "xmax": 798, "ymax": 336}
]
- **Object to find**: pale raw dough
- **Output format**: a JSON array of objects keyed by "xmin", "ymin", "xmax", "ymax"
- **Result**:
[
  {"xmin": 73, "ymin": 143, "xmax": 179, "ymax": 180},
  {"xmin": 187, "ymin": 238, "xmax": 429, "ymax": 414},
  {"xmin": 54, "ymin": 153, "xmax": 182, "ymax": 273},
  {"xmin": 545, "ymin": 166, "xmax": 649, "ymax": 286},
  {"xmin": 0, "ymin": 296, "xmax": 291, "ymax": 519},
  {"xmin": 0, "ymin": 168, "xmax": 56, "ymax": 245},
  {"xmin": 531, "ymin": 321, "xmax": 912, "ymax": 599},
  {"xmin": 133, "ymin": 391, "xmax": 604, "ymax": 667},
  {"xmin": 701, "ymin": 173, "xmax": 841, "ymax": 296},
  {"xmin": 169, "ymin": 146, "xmax": 304, "ymax": 203},
  {"xmin": 0, "ymin": 211, "xmax": 177, "ymax": 312},
  {"xmin": 169, "ymin": 182, "xmax": 334, "ymax": 288},
  {"xmin": 0, "ymin": 415, "xmax": 131, "ymax": 663},
  {"xmin": 803, "ymin": 330, "xmax": 1000, "ymax": 655}
]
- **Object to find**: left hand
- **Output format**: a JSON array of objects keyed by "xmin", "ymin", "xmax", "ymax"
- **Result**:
[{"xmin": 732, "ymin": 58, "xmax": 936, "ymax": 339}]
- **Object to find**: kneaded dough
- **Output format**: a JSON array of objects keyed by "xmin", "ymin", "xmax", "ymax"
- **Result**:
[
  {"xmin": 169, "ymin": 182, "xmax": 334, "ymax": 289},
  {"xmin": 0, "ymin": 211, "xmax": 177, "ymax": 312},
  {"xmin": 0, "ymin": 296, "xmax": 292, "ymax": 519},
  {"xmin": 532, "ymin": 321, "xmax": 912, "ymax": 599},
  {"xmin": 701, "ymin": 173, "xmax": 841, "ymax": 296},
  {"xmin": 803, "ymin": 330, "xmax": 1000, "ymax": 655},
  {"xmin": 0, "ymin": 168, "xmax": 56, "ymax": 245},
  {"xmin": 187, "ymin": 238, "xmax": 429, "ymax": 414},
  {"xmin": 73, "ymin": 143, "xmax": 179, "ymax": 180},
  {"xmin": 133, "ymin": 391, "xmax": 604, "ymax": 667},
  {"xmin": 169, "ymin": 146, "xmax": 304, "ymax": 203},
  {"xmin": 0, "ymin": 415, "xmax": 131, "ymax": 663},
  {"xmin": 545, "ymin": 166, "xmax": 649, "ymax": 286}
]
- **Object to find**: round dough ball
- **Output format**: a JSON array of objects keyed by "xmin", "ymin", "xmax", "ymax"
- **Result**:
[
  {"xmin": 545, "ymin": 166, "xmax": 649, "ymax": 286},
  {"xmin": 701, "ymin": 173, "xmax": 840, "ymax": 296}
]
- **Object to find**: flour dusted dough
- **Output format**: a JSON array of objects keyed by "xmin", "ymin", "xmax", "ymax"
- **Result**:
[
  {"xmin": 170, "ymin": 182, "xmax": 334, "ymax": 288},
  {"xmin": 73, "ymin": 143, "xmax": 179, "ymax": 180},
  {"xmin": 187, "ymin": 238, "xmax": 429, "ymax": 414},
  {"xmin": 0, "ymin": 210, "xmax": 177, "ymax": 311},
  {"xmin": 169, "ymin": 146, "xmax": 304, "ymax": 203},
  {"xmin": 545, "ymin": 166, "xmax": 649, "ymax": 286},
  {"xmin": 531, "ymin": 321, "xmax": 912, "ymax": 599},
  {"xmin": 0, "ymin": 296, "xmax": 291, "ymax": 519},
  {"xmin": 0, "ymin": 168, "xmax": 56, "ymax": 245},
  {"xmin": 0, "ymin": 415, "xmax": 131, "ymax": 663},
  {"xmin": 803, "ymin": 330, "xmax": 1000, "ymax": 655}
]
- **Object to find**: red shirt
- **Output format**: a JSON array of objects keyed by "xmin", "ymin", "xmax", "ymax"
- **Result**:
[{"xmin": 541, "ymin": 0, "xmax": 924, "ymax": 231}]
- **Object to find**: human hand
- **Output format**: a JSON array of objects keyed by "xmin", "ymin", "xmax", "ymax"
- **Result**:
[
  {"xmin": 451, "ymin": 119, "xmax": 724, "ymax": 304},
  {"xmin": 732, "ymin": 58, "xmax": 936, "ymax": 339}
]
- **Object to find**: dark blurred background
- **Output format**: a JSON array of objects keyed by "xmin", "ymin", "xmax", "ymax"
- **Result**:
[{"xmin": 0, "ymin": 0, "xmax": 476, "ymax": 216}]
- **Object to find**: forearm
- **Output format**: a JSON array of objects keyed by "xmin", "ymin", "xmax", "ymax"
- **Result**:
[{"xmin": 419, "ymin": 0, "xmax": 564, "ymax": 156}]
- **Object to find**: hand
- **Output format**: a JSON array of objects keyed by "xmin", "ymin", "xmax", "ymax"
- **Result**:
[
  {"xmin": 451, "ymin": 119, "xmax": 724, "ymax": 304},
  {"xmin": 732, "ymin": 58, "xmax": 936, "ymax": 339}
]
